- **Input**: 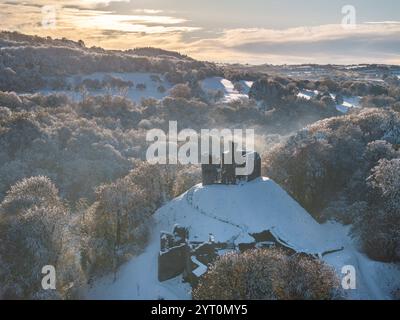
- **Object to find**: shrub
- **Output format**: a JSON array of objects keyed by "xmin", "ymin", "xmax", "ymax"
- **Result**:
[
  {"xmin": 157, "ymin": 85, "xmax": 166, "ymax": 93},
  {"xmin": 335, "ymin": 94, "xmax": 344, "ymax": 105},
  {"xmin": 320, "ymin": 95, "xmax": 336, "ymax": 108},
  {"xmin": 363, "ymin": 140, "xmax": 398, "ymax": 167},
  {"xmin": 170, "ymin": 83, "xmax": 192, "ymax": 99},
  {"xmin": 136, "ymin": 83, "xmax": 147, "ymax": 91},
  {"xmin": 0, "ymin": 91, "xmax": 23, "ymax": 110},
  {"xmin": 249, "ymin": 78, "xmax": 291, "ymax": 103},
  {"xmin": 361, "ymin": 95, "xmax": 396, "ymax": 108},
  {"xmin": 101, "ymin": 75, "xmax": 134, "ymax": 89},
  {"xmin": 393, "ymin": 102, "xmax": 400, "ymax": 113},
  {"xmin": 193, "ymin": 249, "xmax": 339, "ymax": 300},
  {"xmin": 0, "ymin": 176, "xmax": 60, "ymax": 214}
]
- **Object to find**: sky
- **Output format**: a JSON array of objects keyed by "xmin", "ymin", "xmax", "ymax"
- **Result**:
[{"xmin": 1, "ymin": 0, "xmax": 400, "ymax": 65}]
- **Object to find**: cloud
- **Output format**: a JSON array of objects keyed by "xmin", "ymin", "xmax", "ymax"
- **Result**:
[
  {"xmin": 182, "ymin": 23, "xmax": 400, "ymax": 64},
  {"xmin": 1, "ymin": 0, "xmax": 130, "ymax": 10},
  {"xmin": 60, "ymin": 8, "xmax": 199, "ymax": 33},
  {"xmin": 202, "ymin": 24, "xmax": 400, "ymax": 46},
  {"xmin": 133, "ymin": 9, "xmax": 163, "ymax": 14},
  {"xmin": 51, "ymin": 0, "xmax": 131, "ymax": 9},
  {"xmin": 0, "ymin": 1, "xmax": 199, "ymax": 39},
  {"xmin": 0, "ymin": 1, "xmax": 399, "ymax": 65},
  {"xmin": 365, "ymin": 21, "xmax": 400, "ymax": 25}
]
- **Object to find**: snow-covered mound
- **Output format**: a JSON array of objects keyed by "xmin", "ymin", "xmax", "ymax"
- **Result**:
[{"xmin": 88, "ymin": 178, "xmax": 400, "ymax": 300}]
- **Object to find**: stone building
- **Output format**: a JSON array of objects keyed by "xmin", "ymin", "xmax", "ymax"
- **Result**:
[
  {"xmin": 158, "ymin": 225, "xmax": 190, "ymax": 282},
  {"xmin": 158, "ymin": 225, "xmax": 214, "ymax": 285},
  {"xmin": 201, "ymin": 155, "xmax": 220, "ymax": 186},
  {"xmin": 158, "ymin": 225, "xmax": 296, "ymax": 285},
  {"xmin": 201, "ymin": 144, "xmax": 262, "ymax": 186}
]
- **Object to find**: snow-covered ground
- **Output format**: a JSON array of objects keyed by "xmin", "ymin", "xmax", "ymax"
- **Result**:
[
  {"xmin": 38, "ymin": 73, "xmax": 363, "ymax": 114},
  {"xmin": 41, "ymin": 72, "xmax": 173, "ymax": 103},
  {"xmin": 87, "ymin": 178, "xmax": 400, "ymax": 300},
  {"xmin": 38, "ymin": 73, "xmax": 253, "ymax": 105},
  {"xmin": 297, "ymin": 89, "xmax": 361, "ymax": 113},
  {"xmin": 338, "ymin": 95, "xmax": 361, "ymax": 113},
  {"xmin": 297, "ymin": 89, "xmax": 320, "ymax": 101},
  {"xmin": 201, "ymin": 77, "xmax": 253, "ymax": 103}
]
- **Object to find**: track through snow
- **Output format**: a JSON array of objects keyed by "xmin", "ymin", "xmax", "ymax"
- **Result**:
[
  {"xmin": 87, "ymin": 178, "xmax": 400, "ymax": 300},
  {"xmin": 186, "ymin": 187, "xmax": 250, "ymax": 244}
]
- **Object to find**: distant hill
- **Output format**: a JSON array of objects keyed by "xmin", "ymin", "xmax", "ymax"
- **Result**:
[
  {"xmin": 0, "ymin": 31, "xmax": 219, "ymax": 92},
  {"xmin": 126, "ymin": 47, "xmax": 193, "ymax": 61}
]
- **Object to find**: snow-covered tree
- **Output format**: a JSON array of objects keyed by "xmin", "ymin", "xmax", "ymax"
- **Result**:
[
  {"xmin": 193, "ymin": 249, "xmax": 339, "ymax": 300},
  {"xmin": 0, "ymin": 176, "xmax": 84, "ymax": 299}
]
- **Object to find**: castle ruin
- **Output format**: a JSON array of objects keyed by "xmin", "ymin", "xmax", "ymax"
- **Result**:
[{"xmin": 201, "ymin": 143, "xmax": 261, "ymax": 185}]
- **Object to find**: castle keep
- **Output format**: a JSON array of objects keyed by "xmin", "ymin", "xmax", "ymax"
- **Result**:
[{"xmin": 201, "ymin": 144, "xmax": 261, "ymax": 185}]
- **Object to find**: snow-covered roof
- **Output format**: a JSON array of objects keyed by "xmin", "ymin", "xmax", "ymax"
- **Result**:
[{"xmin": 190, "ymin": 256, "xmax": 208, "ymax": 277}]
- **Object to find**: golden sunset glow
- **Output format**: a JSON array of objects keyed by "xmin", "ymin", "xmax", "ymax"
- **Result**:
[{"xmin": 1, "ymin": 0, "xmax": 399, "ymax": 64}]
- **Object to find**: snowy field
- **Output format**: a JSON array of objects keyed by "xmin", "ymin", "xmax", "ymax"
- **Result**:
[
  {"xmin": 38, "ymin": 73, "xmax": 363, "ymax": 114},
  {"xmin": 87, "ymin": 178, "xmax": 400, "ymax": 300},
  {"xmin": 201, "ymin": 77, "xmax": 253, "ymax": 103},
  {"xmin": 297, "ymin": 89, "xmax": 361, "ymax": 113},
  {"xmin": 41, "ymin": 72, "xmax": 173, "ymax": 103},
  {"xmin": 38, "ymin": 73, "xmax": 253, "ymax": 105}
]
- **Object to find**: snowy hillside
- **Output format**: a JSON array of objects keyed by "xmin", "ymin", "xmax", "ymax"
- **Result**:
[{"xmin": 87, "ymin": 178, "xmax": 400, "ymax": 300}]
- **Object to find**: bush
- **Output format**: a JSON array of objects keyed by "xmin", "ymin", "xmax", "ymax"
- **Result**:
[
  {"xmin": 249, "ymin": 78, "xmax": 291, "ymax": 104},
  {"xmin": 393, "ymin": 102, "xmax": 400, "ymax": 113},
  {"xmin": 169, "ymin": 83, "xmax": 192, "ymax": 99},
  {"xmin": 101, "ymin": 75, "xmax": 134, "ymax": 89},
  {"xmin": 320, "ymin": 95, "xmax": 336, "ymax": 108},
  {"xmin": 0, "ymin": 176, "xmax": 60, "ymax": 214},
  {"xmin": 335, "ymin": 94, "xmax": 344, "ymax": 105},
  {"xmin": 157, "ymin": 85, "xmax": 166, "ymax": 93},
  {"xmin": 193, "ymin": 249, "xmax": 339, "ymax": 300},
  {"xmin": 361, "ymin": 95, "xmax": 396, "ymax": 108},
  {"xmin": 0, "ymin": 91, "xmax": 23, "ymax": 110},
  {"xmin": 136, "ymin": 83, "xmax": 147, "ymax": 91},
  {"xmin": 368, "ymin": 159, "xmax": 400, "ymax": 211},
  {"xmin": 363, "ymin": 140, "xmax": 398, "ymax": 167}
]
